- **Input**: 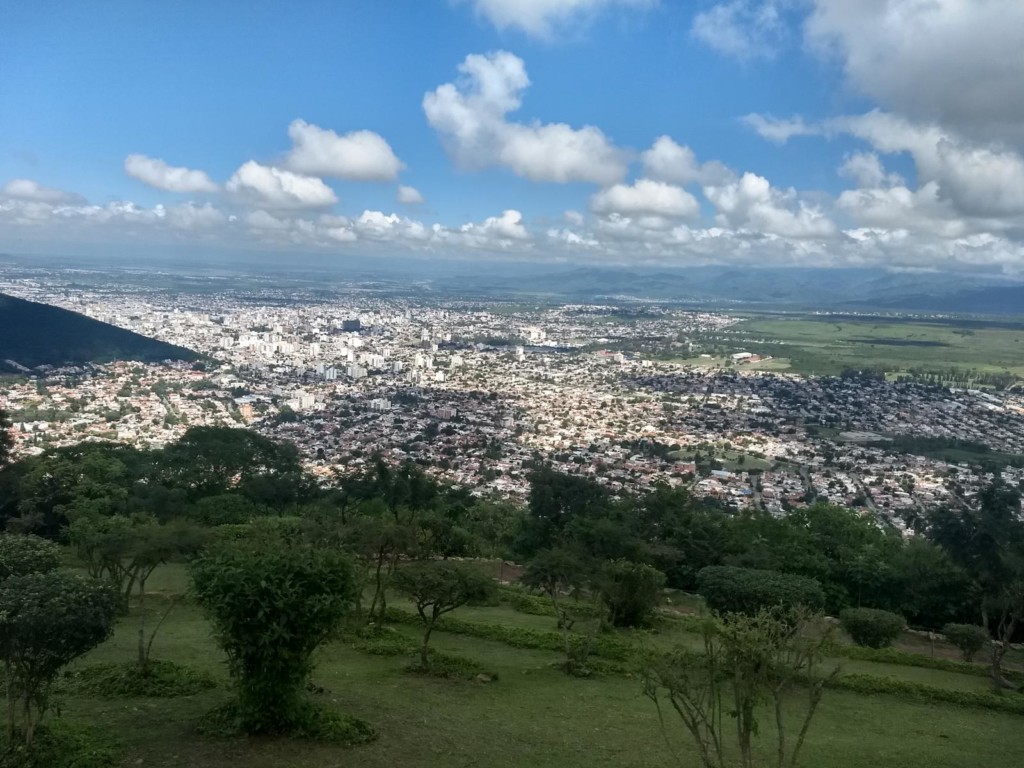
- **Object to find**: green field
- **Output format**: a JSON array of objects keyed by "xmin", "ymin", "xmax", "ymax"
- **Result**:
[
  {"xmin": 700, "ymin": 314, "xmax": 1024, "ymax": 379},
  {"xmin": 52, "ymin": 564, "xmax": 1024, "ymax": 768}
]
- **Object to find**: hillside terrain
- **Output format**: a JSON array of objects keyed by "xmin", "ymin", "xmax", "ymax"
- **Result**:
[{"xmin": 0, "ymin": 292, "xmax": 198, "ymax": 372}]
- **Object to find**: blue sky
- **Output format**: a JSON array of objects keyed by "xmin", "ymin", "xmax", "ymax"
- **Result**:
[{"xmin": 2, "ymin": 1, "xmax": 1023, "ymax": 274}]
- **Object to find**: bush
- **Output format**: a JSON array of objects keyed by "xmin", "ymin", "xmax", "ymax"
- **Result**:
[
  {"xmin": 0, "ymin": 572, "xmax": 118, "ymax": 745},
  {"xmin": 942, "ymin": 623, "xmax": 990, "ymax": 662},
  {"xmin": 0, "ymin": 721, "xmax": 120, "ymax": 768},
  {"xmin": 190, "ymin": 541, "xmax": 359, "ymax": 735},
  {"xmin": 0, "ymin": 534, "xmax": 62, "ymax": 581},
  {"xmin": 598, "ymin": 560, "xmax": 665, "ymax": 628},
  {"xmin": 64, "ymin": 660, "xmax": 217, "ymax": 697},
  {"xmin": 403, "ymin": 650, "xmax": 497, "ymax": 682},
  {"xmin": 697, "ymin": 565, "xmax": 825, "ymax": 616},
  {"xmin": 198, "ymin": 700, "xmax": 376, "ymax": 743},
  {"xmin": 840, "ymin": 607, "xmax": 905, "ymax": 649},
  {"xmin": 349, "ymin": 626, "xmax": 419, "ymax": 657}
]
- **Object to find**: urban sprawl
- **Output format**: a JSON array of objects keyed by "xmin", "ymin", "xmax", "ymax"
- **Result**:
[{"xmin": 3, "ymin": 278, "xmax": 1023, "ymax": 536}]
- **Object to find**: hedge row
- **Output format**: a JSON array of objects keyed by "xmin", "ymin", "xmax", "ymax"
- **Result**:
[
  {"xmin": 826, "ymin": 643, "xmax": 1024, "ymax": 684},
  {"xmin": 829, "ymin": 673, "xmax": 1024, "ymax": 716},
  {"xmin": 497, "ymin": 585, "xmax": 605, "ymax": 620},
  {"xmin": 383, "ymin": 607, "xmax": 636, "ymax": 661}
]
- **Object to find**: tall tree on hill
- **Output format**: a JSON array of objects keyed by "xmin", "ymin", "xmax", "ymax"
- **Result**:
[
  {"xmin": 0, "ymin": 407, "xmax": 12, "ymax": 470},
  {"xmin": 929, "ymin": 482, "xmax": 1024, "ymax": 689}
]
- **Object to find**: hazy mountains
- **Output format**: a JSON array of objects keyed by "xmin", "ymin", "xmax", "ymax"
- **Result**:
[{"xmin": 0, "ymin": 293, "xmax": 198, "ymax": 373}]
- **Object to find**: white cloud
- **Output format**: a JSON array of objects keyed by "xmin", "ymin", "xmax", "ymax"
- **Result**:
[
  {"xmin": 1, "ymin": 178, "xmax": 83, "ymax": 204},
  {"xmin": 831, "ymin": 111, "xmax": 1024, "ymax": 219},
  {"xmin": 124, "ymin": 154, "xmax": 218, "ymax": 194},
  {"xmin": 284, "ymin": 119, "xmax": 404, "ymax": 181},
  {"xmin": 226, "ymin": 161, "xmax": 338, "ymax": 210},
  {"xmin": 165, "ymin": 202, "xmax": 225, "ymax": 231},
  {"xmin": 462, "ymin": 0, "xmax": 655, "ymax": 38},
  {"xmin": 805, "ymin": 0, "xmax": 1024, "ymax": 146},
  {"xmin": 424, "ymin": 51, "xmax": 629, "ymax": 185},
  {"xmin": 591, "ymin": 179, "xmax": 700, "ymax": 218},
  {"xmin": 692, "ymin": 1, "xmax": 790, "ymax": 61},
  {"xmin": 397, "ymin": 185, "xmax": 425, "ymax": 204},
  {"xmin": 641, "ymin": 136, "xmax": 733, "ymax": 185},
  {"xmin": 838, "ymin": 152, "xmax": 903, "ymax": 189},
  {"xmin": 704, "ymin": 172, "xmax": 836, "ymax": 238},
  {"xmin": 461, "ymin": 209, "xmax": 530, "ymax": 241},
  {"xmin": 741, "ymin": 114, "xmax": 818, "ymax": 144}
]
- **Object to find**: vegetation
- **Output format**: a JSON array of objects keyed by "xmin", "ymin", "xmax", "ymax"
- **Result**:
[
  {"xmin": 942, "ymin": 624, "xmax": 990, "ymax": 662},
  {"xmin": 840, "ymin": 608, "xmax": 906, "ymax": 649},
  {"xmin": 190, "ymin": 539, "xmax": 362, "ymax": 736},
  {"xmin": 697, "ymin": 566, "xmax": 825, "ymax": 617},
  {"xmin": 0, "ymin": 292, "xmax": 199, "ymax": 372},
  {"xmin": 0, "ymin": 425, "xmax": 1020, "ymax": 764}
]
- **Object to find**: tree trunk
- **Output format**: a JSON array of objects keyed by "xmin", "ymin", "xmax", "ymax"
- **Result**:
[
  {"xmin": 420, "ymin": 624, "xmax": 433, "ymax": 668},
  {"xmin": 137, "ymin": 576, "xmax": 147, "ymax": 672}
]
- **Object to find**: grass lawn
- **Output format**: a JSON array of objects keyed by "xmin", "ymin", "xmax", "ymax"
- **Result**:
[
  {"xmin": 709, "ymin": 315, "xmax": 1024, "ymax": 379},
  {"xmin": 55, "ymin": 564, "xmax": 1024, "ymax": 768}
]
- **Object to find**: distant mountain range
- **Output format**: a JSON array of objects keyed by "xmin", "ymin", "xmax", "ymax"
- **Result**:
[{"xmin": 0, "ymin": 292, "xmax": 199, "ymax": 373}]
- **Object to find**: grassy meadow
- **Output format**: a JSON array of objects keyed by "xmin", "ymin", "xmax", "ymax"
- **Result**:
[
  {"xmin": 695, "ymin": 314, "xmax": 1024, "ymax": 379},
  {"xmin": 56, "ymin": 564, "xmax": 1024, "ymax": 768}
]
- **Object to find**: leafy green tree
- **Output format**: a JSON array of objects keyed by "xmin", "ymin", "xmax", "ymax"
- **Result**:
[
  {"xmin": 0, "ymin": 408, "xmax": 12, "ymax": 469},
  {"xmin": 643, "ymin": 608, "xmax": 837, "ymax": 768},
  {"xmin": 598, "ymin": 559, "xmax": 665, "ymax": 628},
  {"xmin": 190, "ymin": 540, "xmax": 358, "ymax": 733},
  {"xmin": 523, "ymin": 548, "xmax": 597, "ymax": 672},
  {"xmin": 929, "ymin": 482, "xmax": 1024, "ymax": 688},
  {"xmin": 0, "ymin": 572, "xmax": 117, "ymax": 745},
  {"xmin": 515, "ymin": 467, "xmax": 611, "ymax": 558},
  {"xmin": 0, "ymin": 534, "xmax": 61, "ymax": 581},
  {"xmin": 392, "ymin": 561, "xmax": 495, "ymax": 668}
]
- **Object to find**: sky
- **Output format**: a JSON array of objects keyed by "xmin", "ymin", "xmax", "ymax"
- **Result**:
[{"xmin": 2, "ymin": 0, "xmax": 1024, "ymax": 275}]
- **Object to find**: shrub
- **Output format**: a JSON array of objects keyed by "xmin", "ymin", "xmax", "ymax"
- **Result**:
[
  {"xmin": 697, "ymin": 565, "xmax": 825, "ymax": 616},
  {"xmin": 198, "ymin": 700, "xmax": 375, "ymax": 743},
  {"xmin": 64, "ymin": 660, "xmax": 217, "ymax": 698},
  {"xmin": 403, "ymin": 650, "xmax": 497, "ymax": 682},
  {"xmin": 190, "ymin": 541, "xmax": 359, "ymax": 735},
  {"xmin": 832, "ymin": 673, "xmax": 1024, "ymax": 716},
  {"xmin": 0, "ymin": 572, "xmax": 118, "ymax": 746},
  {"xmin": 0, "ymin": 721, "xmax": 121, "ymax": 768},
  {"xmin": 839, "ymin": 607, "xmax": 905, "ymax": 649},
  {"xmin": 942, "ymin": 623, "xmax": 990, "ymax": 662},
  {"xmin": 0, "ymin": 534, "xmax": 61, "ymax": 581},
  {"xmin": 598, "ymin": 560, "xmax": 665, "ymax": 628}
]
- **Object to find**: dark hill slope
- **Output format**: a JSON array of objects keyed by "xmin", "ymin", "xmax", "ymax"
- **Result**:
[{"xmin": 0, "ymin": 293, "xmax": 199, "ymax": 371}]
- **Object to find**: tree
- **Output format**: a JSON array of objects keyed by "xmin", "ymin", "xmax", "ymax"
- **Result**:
[
  {"xmin": 523, "ymin": 548, "xmax": 597, "ymax": 673},
  {"xmin": 598, "ymin": 559, "xmax": 666, "ymax": 628},
  {"xmin": 392, "ymin": 561, "xmax": 495, "ymax": 668},
  {"xmin": 0, "ymin": 534, "xmax": 61, "ymax": 581},
  {"xmin": 929, "ymin": 482, "xmax": 1024, "ymax": 688},
  {"xmin": 0, "ymin": 572, "xmax": 117, "ymax": 745},
  {"xmin": 190, "ymin": 540, "xmax": 358, "ymax": 733},
  {"xmin": 642, "ymin": 608, "xmax": 838, "ymax": 768},
  {"xmin": 0, "ymin": 408, "xmax": 12, "ymax": 470}
]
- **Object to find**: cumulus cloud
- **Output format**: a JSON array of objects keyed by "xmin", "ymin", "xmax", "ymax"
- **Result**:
[
  {"xmin": 830, "ymin": 111, "xmax": 1024, "ymax": 219},
  {"xmin": 124, "ymin": 154, "xmax": 218, "ymax": 194},
  {"xmin": 284, "ymin": 119, "xmax": 404, "ymax": 181},
  {"xmin": 838, "ymin": 152, "xmax": 903, "ymax": 189},
  {"xmin": 397, "ymin": 185, "xmax": 425, "ymax": 204},
  {"xmin": 462, "ymin": 0, "xmax": 655, "ymax": 38},
  {"xmin": 226, "ymin": 161, "xmax": 338, "ymax": 210},
  {"xmin": 805, "ymin": 0, "xmax": 1024, "ymax": 146},
  {"xmin": 591, "ymin": 179, "xmax": 700, "ymax": 218},
  {"xmin": 691, "ymin": 1, "xmax": 791, "ymax": 61},
  {"xmin": 704, "ymin": 172, "xmax": 836, "ymax": 238},
  {"xmin": 741, "ymin": 114, "xmax": 818, "ymax": 144},
  {"xmin": 1, "ymin": 178, "xmax": 83, "ymax": 204},
  {"xmin": 459, "ymin": 209, "xmax": 530, "ymax": 241},
  {"xmin": 641, "ymin": 136, "xmax": 733, "ymax": 186},
  {"xmin": 424, "ymin": 51, "xmax": 629, "ymax": 185}
]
